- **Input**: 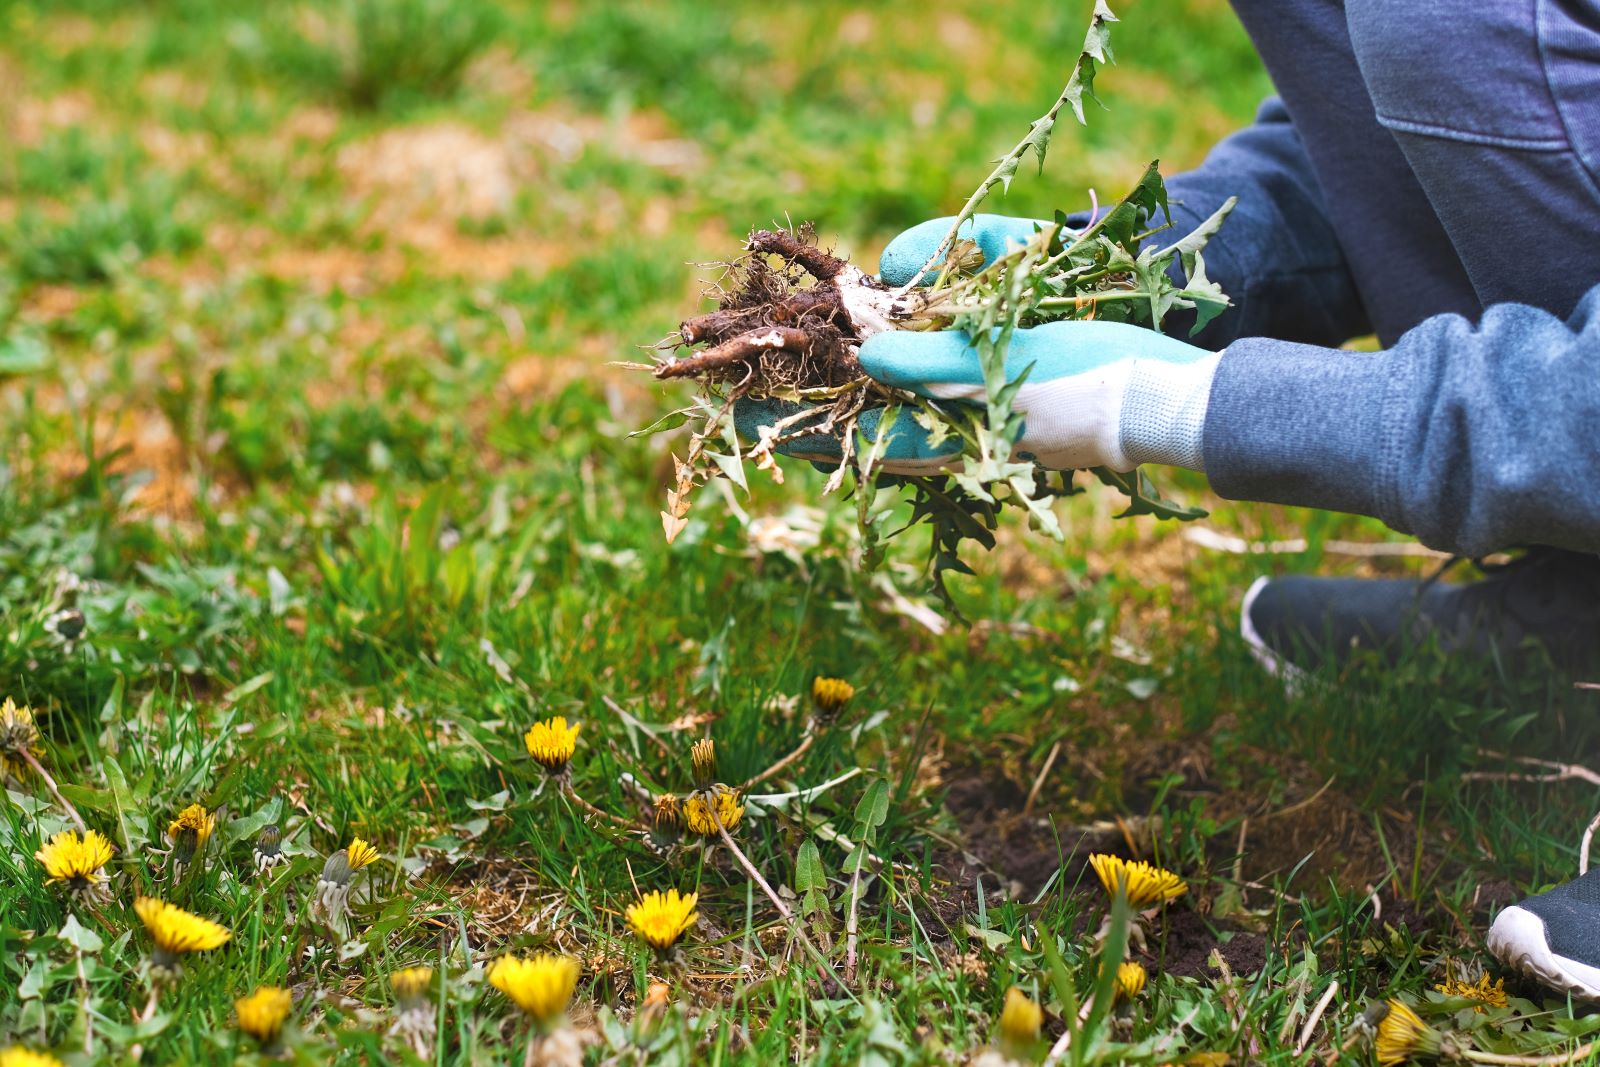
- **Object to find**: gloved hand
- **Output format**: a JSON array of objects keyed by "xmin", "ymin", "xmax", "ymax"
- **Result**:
[
  {"xmin": 878, "ymin": 213, "xmax": 1052, "ymax": 287},
  {"xmin": 734, "ymin": 214, "xmax": 1223, "ymax": 476}
]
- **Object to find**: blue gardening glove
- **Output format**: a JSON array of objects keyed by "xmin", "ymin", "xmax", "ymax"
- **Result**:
[
  {"xmin": 855, "ymin": 320, "xmax": 1219, "ymax": 473},
  {"xmin": 878, "ymin": 213, "xmax": 1052, "ymax": 287}
]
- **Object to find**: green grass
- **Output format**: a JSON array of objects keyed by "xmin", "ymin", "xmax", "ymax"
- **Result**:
[{"xmin": 2, "ymin": 0, "xmax": 1600, "ymax": 1063}]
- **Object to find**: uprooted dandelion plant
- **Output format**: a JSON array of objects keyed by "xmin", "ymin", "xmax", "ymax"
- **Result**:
[{"xmin": 638, "ymin": 1, "xmax": 1234, "ymax": 609}]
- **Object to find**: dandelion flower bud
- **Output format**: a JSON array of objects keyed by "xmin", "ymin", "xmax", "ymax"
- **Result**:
[
  {"xmin": 253, "ymin": 824, "xmax": 286, "ymax": 873},
  {"xmin": 810, "ymin": 677, "xmax": 855, "ymax": 720},
  {"xmin": 166, "ymin": 803, "xmax": 215, "ymax": 870},
  {"xmin": 689, "ymin": 738, "xmax": 717, "ymax": 789}
]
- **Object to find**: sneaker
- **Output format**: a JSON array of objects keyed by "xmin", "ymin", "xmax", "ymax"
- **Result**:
[
  {"xmin": 1240, "ymin": 548, "xmax": 1600, "ymax": 678},
  {"xmin": 1487, "ymin": 872, "xmax": 1600, "ymax": 998}
]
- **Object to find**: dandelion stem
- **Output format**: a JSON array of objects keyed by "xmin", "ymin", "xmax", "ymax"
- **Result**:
[
  {"xmin": 562, "ymin": 784, "xmax": 637, "ymax": 829},
  {"xmin": 22, "ymin": 749, "xmax": 86, "ymax": 831},
  {"xmin": 1463, "ymin": 1045, "xmax": 1597, "ymax": 1066},
  {"xmin": 711, "ymin": 810, "xmax": 852, "ymax": 998},
  {"xmin": 738, "ymin": 728, "xmax": 815, "ymax": 791}
]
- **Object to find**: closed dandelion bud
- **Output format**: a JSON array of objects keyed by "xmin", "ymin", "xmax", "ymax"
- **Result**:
[
  {"xmin": 321, "ymin": 850, "xmax": 353, "ymax": 887},
  {"xmin": 996, "ymin": 987, "xmax": 1042, "ymax": 1059},
  {"xmin": 0, "ymin": 698, "xmax": 41, "ymax": 782},
  {"xmin": 253, "ymin": 824, "xmax": 285, "ymax": 873},
  {"xmin": 648, "ymin": 793, "xmax": 683, "ymax": 851},
  {"xmin": 689, "ymin": 738, "xmax": 717, "ymax": 789},
  {"xmin": 810, "ymin": 677, "xmax": 855, "ymax": 720},
  {"xmin": 235, "ymin": 986, "xmax": 292, "ymax": 1053}
]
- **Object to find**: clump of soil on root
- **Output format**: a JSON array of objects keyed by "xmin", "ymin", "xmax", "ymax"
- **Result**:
[{"xmin": 654, "ymin": 224, "xmax": 895, "ymax": 406}]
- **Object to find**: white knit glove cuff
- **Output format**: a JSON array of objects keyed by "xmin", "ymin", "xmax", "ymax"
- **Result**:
[{"xmin": 1117, "ymin": 352, "xmax": 1222, "ymax": 472}]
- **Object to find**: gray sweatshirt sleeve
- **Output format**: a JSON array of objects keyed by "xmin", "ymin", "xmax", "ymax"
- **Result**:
[{"xmin": 1204, "ymin": 284, "xmax": 1600, "ymax": 556}]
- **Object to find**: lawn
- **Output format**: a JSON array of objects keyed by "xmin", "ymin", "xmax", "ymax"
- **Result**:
[{"xmin": 2, "ymin": 0, "xmax": 1599, "ymax": 1063}]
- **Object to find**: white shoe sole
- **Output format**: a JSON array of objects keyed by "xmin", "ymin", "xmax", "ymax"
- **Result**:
[
  {"xmin": 1239, "ymin": 576, "xmax": 1313, "ymax": 694},
  {"xmin": 1487, "ymin": 905, "xmax": 1600, "ymax": 999}
]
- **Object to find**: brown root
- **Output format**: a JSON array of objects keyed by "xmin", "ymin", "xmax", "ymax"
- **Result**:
[
  {"xmin": 745, "ymin": 228, "xmax": 848, "ymax": 282},
  {"xmin": 655, "ymin": 223, "xmax": 871, "ymax": 393}
]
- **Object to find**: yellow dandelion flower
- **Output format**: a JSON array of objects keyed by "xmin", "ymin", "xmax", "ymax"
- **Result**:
[
  {"xmin": 134, "ymin": 896, "xmax": 231, "ymax": 968},
  {"xmin": 1088, "ymin": 854, "xmax": 1187, "ymax": 908},
  {"xmin": 1435, "ymin": 972, "xmax": 1507, "ymax": 1013},
  {"xmin": 690, "ymin": 738, "xmax": 717, "ymax": 788},
  {"xmin": 392, "ymin": 966, "xmax": 435, "ymax": 1007},
  {"xmin": 1375, "ymin": 999, "xmax": 1445, "ymax": 1066},
  {"xmin": 997, "ymin": 986, "xmax": 1042, "ymax": 1052},
  {"xmin": 346, "ymin": 837, "xmax": 379, "ymax": 871},
  {"xmin": 235, "ymin": 986, "xmax": 292, "ymax": 1047},
  {"xmin": 682, "ymin": 785, "xmax": 743, "ymax": 837},
  {"xmin": 0, "ymin": 1048, "xmax": 66, "ymax": 1067},
  {"xmin": 489, "ymin": 954, "xmax": 579, "ymax": 1026},
  {"xmin": 1116, "ymin": 960, "xmax": 1148, "ymax": 1001},
  {"xmin": 627, "ymin": 889, "xmax": 698, "ymax": 951},
  {"xmin": 811, "ymin": 677, "xmax": 855, "ymax": 718},
  {"xmin": 524, "ymin": 717, "xmax": 580, "ymax": 772},
  {"xmin": 35, "ymin": 829, "xmax": 114, "ymax": 901},
  {"xmin": 0, "ymin": 698, "xmax": 41, "ymax": 780},
  {"xmin": 167, "ymin": 803, "xmax": 215, "ymax": 866}
]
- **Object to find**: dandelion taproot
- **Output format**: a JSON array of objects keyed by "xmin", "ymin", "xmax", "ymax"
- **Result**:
[
  {"xmin": 997, "ymin": 986, "xmax": 1042, "ymax": 1053},
  {"xmin": 235, "ymin": 986, "xmax": 292, "ymax": 1050},
  {"xmin": 0, "ymin": 698, "xmax": 40, "ymax": 781},
  {"xmin": 627, "ymin": 889, "xmax": 698, "ymax": 951},
  {"xmin": 134, "ymin": 896, "xmax": 230, "ymax": 972},
  {"xmin": 489, "ymin": 954, "xmax": 579, "ymax": 1027},
  {"xmin": 524, "ymin": 717, "xmax": 580, "ymax": 773},
  {"xmin": 683, "ymin": 785, "xmax": 743, "ymax": 837},
  {"xmin": 1088, "ymin": 853, "xmax": 1187, "ymax": 908},
  {"xmin": 1435, "ymin": 972, "xmax": 1507, "ymax": 1012},
  {"xmin": 36, "ymin": 829, "xmax": 114, "ymax": 905},
  {"xmin": 811, "ymin": 677, "xmax": 855, "ymax": 719},
  {"xmin": 1116, "ymin": 960, "xmax": 1148, "ymax": 1001},
  {"xmin": 0, "ymin": 1048, "xmax": 65, "ymax": 1067}
]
